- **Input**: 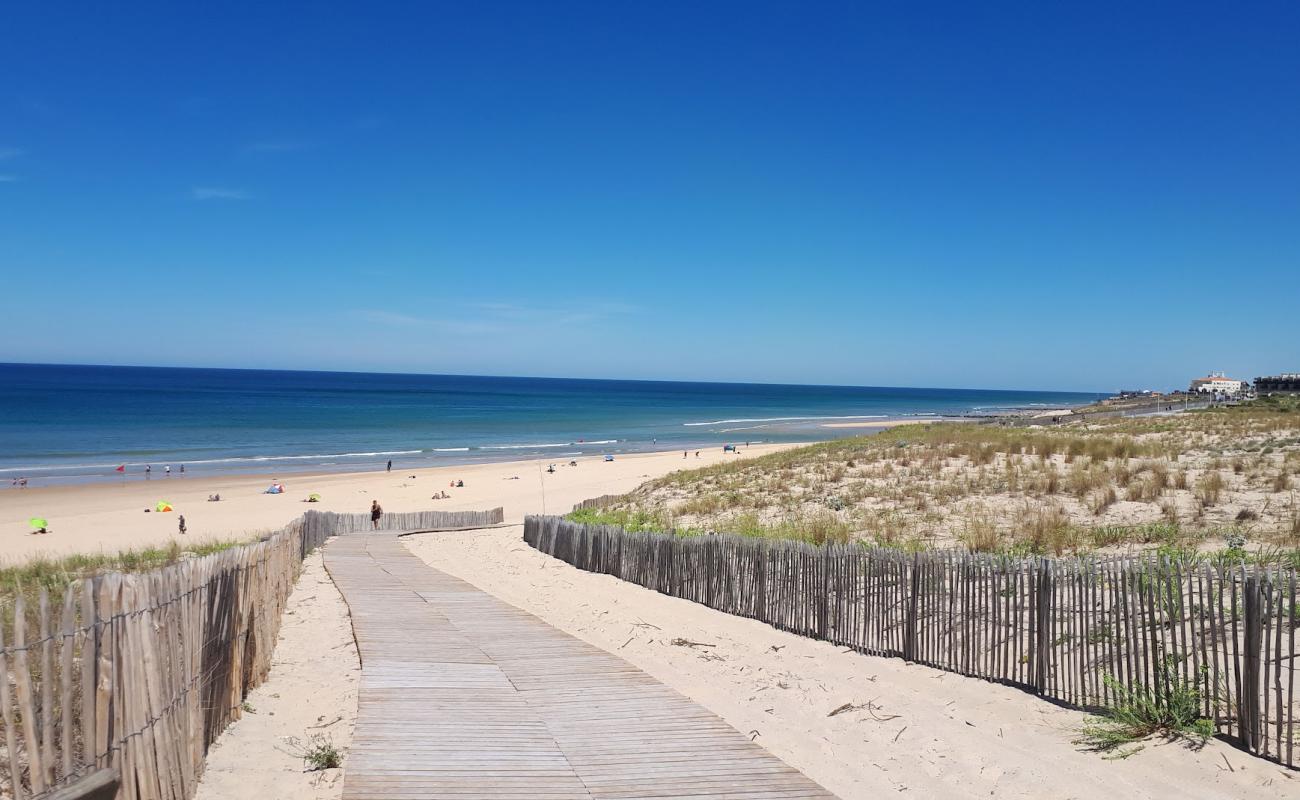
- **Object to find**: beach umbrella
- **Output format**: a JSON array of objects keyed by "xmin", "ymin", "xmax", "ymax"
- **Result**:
[
  {"xmin": 155, "ymin": 501, "xmax": 174, "ymax": 512},
  {"xmin": 28, "ymin": 517, "xmax": 48, "ymax": 529}
]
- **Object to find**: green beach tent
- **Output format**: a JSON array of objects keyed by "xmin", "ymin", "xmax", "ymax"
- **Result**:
[
  {"xmin": 29, "ymin": 517, "xmax": 48, "ymax": 529},
  {"xmin": 155, "ymin": 501, "xmax": 174, "ymax": 512}
]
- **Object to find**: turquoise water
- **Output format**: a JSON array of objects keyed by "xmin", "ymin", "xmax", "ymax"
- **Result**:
[{"xmin": 0, "ymin": 364, "xmax": 1104, "ymax": 484}]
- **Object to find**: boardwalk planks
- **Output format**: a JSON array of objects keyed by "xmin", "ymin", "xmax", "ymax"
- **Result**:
[{"xmin": 324, "ymin": 530, "xmax": 836, "ymax": 800}]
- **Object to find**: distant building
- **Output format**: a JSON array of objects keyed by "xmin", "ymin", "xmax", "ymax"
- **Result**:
[
  {"xmin": 1256, "ymin": 373, "xmax": 1300, "ymax": 394},
  {"xmin": 1189, "ymin": 372, "xmax": 1246, "ymax": 395}
]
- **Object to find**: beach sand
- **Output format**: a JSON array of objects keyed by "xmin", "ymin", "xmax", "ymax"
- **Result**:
[
  {"xmin": 0, "ymin": 444, "xmax": 792, "ymax": 562},
  {"xmin": 7, "ymin": 442, "xmax": 1284, "ymax": 799}
]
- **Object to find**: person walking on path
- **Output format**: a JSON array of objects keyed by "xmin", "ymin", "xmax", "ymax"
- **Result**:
[
  {"xmin": 370, "ymin": 500, "xmax": 383, "ymax": 530},
  {"xmin": 178, "ymin": 514, "xmax": 187, "ymax": 535}
]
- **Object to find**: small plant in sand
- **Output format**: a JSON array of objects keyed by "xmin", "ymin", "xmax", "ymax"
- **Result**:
[
  {"xmin": 1195, "ymin": 472, "xmax": 1227, "ymax": 507},
  {"xmin": 285, "ymin": 733, "xmax": 342, "ymax": 771},
  {"xmin": 959, "ymin": 511, "xmax": 999, "ymax": 552},
  {"xmin": 1076, "ymin": 653, "xmax": 1212, "ymax": 759}
]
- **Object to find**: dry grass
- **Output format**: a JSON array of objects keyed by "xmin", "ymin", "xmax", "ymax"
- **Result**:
[{"xmin": 578, "ymin": 398, "xmax": 1300, "ymax": 557}]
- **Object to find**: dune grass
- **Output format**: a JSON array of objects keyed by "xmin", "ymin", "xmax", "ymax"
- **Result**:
[
  {"xmin": 577, "ymin": 399, "xmax": 1300, "ymax": 556},
  {"xmin": 0, "ymin": 537, "xmax": 249, "ymax": 620}
]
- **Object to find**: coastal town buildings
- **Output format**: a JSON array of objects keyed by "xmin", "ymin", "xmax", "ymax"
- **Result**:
[
  {"xmin": 1189, "ymin": 372, "xmax": 1246, "ymax": 395},
  {"xmin": 1256, "ymin": 373, "xmax": 1300, "ymax": 394}
]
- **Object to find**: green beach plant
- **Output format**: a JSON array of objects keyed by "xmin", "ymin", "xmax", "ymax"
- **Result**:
[{"xmin": 1076, "ymin": 654, "xmax": 1213, "ymax": 759}]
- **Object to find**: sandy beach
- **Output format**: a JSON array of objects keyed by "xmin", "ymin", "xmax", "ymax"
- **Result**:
[{"xmin": 0, "ymin": 444, "xmax": 794, "ymax": 562}]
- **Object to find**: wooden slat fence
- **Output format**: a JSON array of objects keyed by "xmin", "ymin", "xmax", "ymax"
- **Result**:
[
  {"xmin": 569, "ymin": 495, "xmax": 622, "ymax": 514},
  {"xmin": 0, "ymin": 507, "xmax": 501, "ymax": 800},
  {"xmin": 524, "ymin": 514, "xmax": 1300, "ymax": 770},
  {"xmin": 309, "ymin": 507, "xmax": 504, "ymax": 535}
]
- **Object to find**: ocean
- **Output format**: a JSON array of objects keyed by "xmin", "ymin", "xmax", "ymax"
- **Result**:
[{"xmin": 0, "ymin": 364, "xmax": 1104, "ymax": 485}]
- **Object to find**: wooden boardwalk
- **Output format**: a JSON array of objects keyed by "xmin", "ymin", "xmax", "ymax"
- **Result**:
[{"xmin": 324, "ymin": 532, "xmax": 836, "ymax": 800}]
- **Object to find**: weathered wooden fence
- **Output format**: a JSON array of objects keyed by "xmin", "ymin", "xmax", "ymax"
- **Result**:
[
  {"xmin": 0, "ymin": 506, "xmax": 502, "ymax": 800},
  {"xmin": 306, "ymin": 507, "xmax": 504, "ymax": 535},
  {"xmin": 524, "ymin": 514, "xmax": 1300, "ymax": 769},
  {"xmin": 570, "ymin": 496, "xmax": 622, "ymax": 513}
]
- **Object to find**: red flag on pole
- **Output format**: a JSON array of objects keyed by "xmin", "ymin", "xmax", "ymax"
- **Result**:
[{"xmin": 115, "ymin": 465, "xmax": 125, "ymax": 473}]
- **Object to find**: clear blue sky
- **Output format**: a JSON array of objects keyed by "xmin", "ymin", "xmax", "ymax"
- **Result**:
[{"xmin": 2, "ymin": 2, "xmax": 1297, "ymax": 392}]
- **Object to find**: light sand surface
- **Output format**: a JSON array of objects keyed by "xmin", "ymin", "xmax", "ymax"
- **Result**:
[
  {"xmin": 0, "ymin": 444, "xmax": 794, "ymax": 562},
  {"xmin": 193, "ymin": 551, "xmax": 358, "ymax": 800},
  {"xmin": 405, "ymin": 526, "xmax": 1287, "ymax": 799}
]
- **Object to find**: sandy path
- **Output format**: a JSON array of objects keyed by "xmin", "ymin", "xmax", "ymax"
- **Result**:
[
  {"xmin": 404, "ymin": 526, "xmax": 1287, "ymax": 800},
  {"xmin": 193, "ymin": 551, "xmax": 358, "ymax": 800}
]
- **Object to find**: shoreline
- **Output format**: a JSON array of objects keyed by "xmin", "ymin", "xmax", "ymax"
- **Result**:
[{"xmin": 0, "ymin": 415, "xmax": 985, "ymax": 490}]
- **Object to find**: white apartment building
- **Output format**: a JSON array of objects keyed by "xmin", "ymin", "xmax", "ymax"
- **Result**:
[{"xmin": 1189, "ymin": 372, "xmax": 1246, "ymax": 395}]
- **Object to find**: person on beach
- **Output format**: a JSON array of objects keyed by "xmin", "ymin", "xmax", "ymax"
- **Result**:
[
  {"xmin": 165, "ymin": 465, "xmax": 171, "ymax": 476},
  {"xmin": 386, "ymin": 459, "xmax": 392, "ymax": 472},
  {"xmin": 178, "ymin": 514, "xmax": 187, "ymax": 535},
  {"xmin": 146, "ymin": 465, "xmax": 152, "ymax": 478},
  {"xmin": 683, "ymin": 451, "xmax": 688, "ymax": 458},
  {"xmin": 180, "ymin": 464, "xmax": 185, "ymax": 475},
  {"xmin": 370, "ymin": 500, "xmax": 383, "ymax": 530}
]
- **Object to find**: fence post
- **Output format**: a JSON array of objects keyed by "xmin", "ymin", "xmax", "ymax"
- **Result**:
[
  {"xmin": 903, "ymin": 553, "xmax": 919, "ymax": 662},
  {"xmin": 1241, "ymin": 574, "xmax": 1263, "ymax": 753},
  {"xmin": 1034, "ymin": 561, "xmax": 1053, "ymax": 695}
]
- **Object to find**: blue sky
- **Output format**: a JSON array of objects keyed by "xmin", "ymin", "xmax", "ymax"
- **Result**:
[{"xmin": 2, "ymin": 2, "xmax": 1297, "ymax": 392}]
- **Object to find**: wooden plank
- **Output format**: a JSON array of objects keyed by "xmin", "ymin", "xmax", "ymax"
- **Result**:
[
  {"xmin": 79, "ymin": 579, "xmax": 97, "ymax": 773},
  {"xmin": 40, "ymin": 589, "xmax": 56, "ymax": 786},
  {"xmin": 41, "ymin": 767, "xmax": 119, "ymax": 800},
  {"xmin": 61, "ymin": 587, "xmax": 76, "ymax": 780},
  {"xmin": 14, "ymin": 595, "xmax": 48, "ymax": 794},
  {"xmin": 0, "ymin": 616, "xmax": 26, "ymax": 800}
]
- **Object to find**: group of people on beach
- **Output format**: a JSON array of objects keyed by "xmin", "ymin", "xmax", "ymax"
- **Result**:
[{"xmin": 143, "ymin": 464, "xmax": 184, "ymax": 477}]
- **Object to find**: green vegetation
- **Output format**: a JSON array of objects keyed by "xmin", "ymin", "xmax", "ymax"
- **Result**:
[
  {"xmin": 287, "ymin": 733, "xmax": 342, "ymax": 771},
  {"xmin": 1076, "ymin": 654, "xmax": 1213, "ymax": 759},
  {"xmin": 0, "ymin": 537, "xmax": 248, "ymax": 616},
  {"xmin": 566, "ymin": 505, "xmax": 852, "ymax": 544},
  {"xmin": 567, "ymin": 506, "xmax": 670, "ymax": 533}
]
